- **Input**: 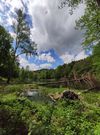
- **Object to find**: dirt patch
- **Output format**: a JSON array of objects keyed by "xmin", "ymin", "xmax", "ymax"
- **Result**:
[
  {"xmin": 49, "ymin": 90, "xmax": 79, "ymax": 101},
  {"xmin": 61, "ymin": 91, "xmax": 79, "ymax": 100}
]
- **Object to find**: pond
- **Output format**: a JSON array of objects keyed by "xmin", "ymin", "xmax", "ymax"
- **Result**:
[{"xmin": 24, "ymin": 89, "xmax": 53, "ymax": 103}]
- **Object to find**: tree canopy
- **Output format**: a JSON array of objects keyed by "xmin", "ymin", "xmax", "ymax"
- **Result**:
[
  {"xmin": 13, "ymin": 9, "xmax": 37, "ymax": 58},
  {"xmin": 0, "ymin": 9, "xmax": 37, "ymax": 83},
  {"xmin": 59, "ymin": 0, "xmax": 100, "ymax": 80},
  {"xmin": 0, "ymin": 25, "xmax": 12, "ymax": 66},
  {"xmin": 59, "ymin": 0, "xmax": 100, "ymax": 47},
  {"xmin": 0, "ymin": 25, "xmax": 19, "ymax": 82}
]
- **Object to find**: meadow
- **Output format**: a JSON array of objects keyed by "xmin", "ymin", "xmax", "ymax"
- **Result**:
[{"xmin": 0, "ymin": 84, "xmax": 100, "ymax": 135}]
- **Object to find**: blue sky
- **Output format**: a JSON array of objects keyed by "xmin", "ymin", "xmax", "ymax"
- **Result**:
[
  {"xmin": 29, "ymin": 49, "xmax": 64, "ymax": 68},
  {"xmin": 0, "ymin": 0, "xmax": 89, "ymax": 70}
]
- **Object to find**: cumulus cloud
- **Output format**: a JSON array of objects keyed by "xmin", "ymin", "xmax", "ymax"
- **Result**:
[
  {"xmin": 38, "ymin": 52, "xmax": 55, "ymax": 63},
  {"xmin": 40, "ymin": 63, "xmax": 52, "ymax": 69},
  {"xmin": 0, "ymin": 0, "xmax": 87, "ymax": 68},
  {"xmin": 19, "ymin": 56, "xmax": 39, "ymax": 70},
  {"xmin": 19, "ymin": 56, "xmax": 52, "ymax": 70},
  {"xmin": 29, "ymin": 0, "xmax": 87, "ymax": 63},
  {"xmin": 61, "ymin": 50, "xmax": 87, "ymax": 64},
  {"xmin": 60, "ymin": 52, "xmax": 74, "ymax": 64},
  {"xmin": 30, "ymin": 0, "xmax": 85, "ymax": 55},
  {"xmin": 75, "ymin": 50, "xmax": 87, "ymax": 61}
]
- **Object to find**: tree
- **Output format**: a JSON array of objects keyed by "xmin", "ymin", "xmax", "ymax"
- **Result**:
[
  {"xmin": 7, "ymin": 55, "xmax": 20, "ymax": 83},
  {"xmin": 59, "ymin": 0, "xmax": 100, "ymax": 80},
  {"xmin": 92, "ymin": 44, "xmax": 100, "ymax": 79},
  {"xmin": 76, "ymin": 1, "xmax": 100, "ymax": 47},
  {"xmin": 59, "ymin": 0, "xmax": 100, "ymax": 47},
  {"xmin": 0, "ymin": 25, "xmax": 19, "ymax": 82},
  {"xmin": 59, "ymin": 0, "xmax": 100, "ymax": 9},
  {"xmin": 0, "ymin": 9, "xmax": 37, "ymax": 83},
  {"xmin": 73, "ymin": 1, "xmax": 100, "ymax": 79},
  {"xmin": 6, "ymin": 9, "xmax": 37, "ymax": 83},
  {"xmin": 13, "ymin": 9, "xmax": 37, "ymax": 58},
  {"xmin": 0, "ymin": 25, "xmax": 12, "ymax": 66}
]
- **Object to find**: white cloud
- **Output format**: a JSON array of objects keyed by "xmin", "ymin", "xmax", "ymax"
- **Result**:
[
  {"xmin": 60, "ymin": 50, "xmax": 88, "ymax": 64},
  {"xmin": 0, "ymin": 0, "xmax": 87, "ymax": 68},
  {"xmin": 60, "ymin": 52, "xmax": 74, "ymax": 64},
  {"xmin": 38, "ymin": 52, "xmax": 55, "ymax": 63},
  {"xmin": 6, "ymin": 0, "xmax": 23, "ymax": 10},
  {"xmin": 40, "ymin": 63, "xmax": 52, "ymax": 69},
  {"xmin": 29, "ymin": 0, "xmax": 85, "ymax": 56},
  {"xmin": 75, "ymin": 51, "xmax": 87, "ymax": 61},
  {"xmin": 19, "ymin": 56, "xmax": 39, "ymax": 70},
  {"xmin": 19, "ymin": 56, "xmax": 52, "ymax": 70}
]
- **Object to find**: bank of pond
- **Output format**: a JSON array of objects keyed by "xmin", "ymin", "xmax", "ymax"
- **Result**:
[{"xmin": 0, "ymin": 84, "xmax": 100, "ymax": 135}]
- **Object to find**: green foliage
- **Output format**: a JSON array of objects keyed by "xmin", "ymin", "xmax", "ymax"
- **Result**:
[
  {"xmin": 0, "ymin": 94, "xmax": 37, "ymax": 135},
  {"xmin": 59, "ymin": 0, "xmax": 82, "ymax": 11},
  {"xmin": 59, "ymin": 0, "xmax": 100, "ymax": 82},
  {"xmin": 49, "ymin": 100, "xmax": 92, "ymax": 135},
  {"xmin": 75, "ymin": 0, "xmax": 100, "ymax": 79},
  {"xmin": 19, "ymin": 67, "xmax": 30, "ymax": 82},
  {"xmin": 13, "ymin": 9, "xmax": 37, "ymax": 57},
  {"xmin": 94, "ymin": 123, "xmax": 100, "ymax": 135},
  {"xmin": 32, "ymin": 56, "xmax": 95, "ymax": 81},
  {"xmin": 92, "ymin": 44, "xmax": 100, "ymax": 79},
  {"xmin": 0, "ymin": 9, "xmax": 37, "ymax": 83},
  {"xmin": 0, "ymin": 25, "xmax": 19, "ymax": 82},
  {"xmin": 0, "ymin": 25, "xmax": 12, "ymax": 65},
  {"xmin": 76, "ymin": 0, "xmax": 100, "ymax": 47},
  {"xmin": 0, "ymin": 84, "xmax": 100, "ymax": 135}
]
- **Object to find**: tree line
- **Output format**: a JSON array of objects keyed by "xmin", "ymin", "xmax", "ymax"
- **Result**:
[
  {"xmin": 0, "ymin": 9, "xmax": 37, "ymax": 83},
  {"xmin": 17, "ymin": 53, "xmax": 99, "ymax": 89}
]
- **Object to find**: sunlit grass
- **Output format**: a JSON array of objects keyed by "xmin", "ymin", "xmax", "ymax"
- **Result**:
[{"xmin": 0, "ymin": 84, "xmax": 100, "ymax": 135}]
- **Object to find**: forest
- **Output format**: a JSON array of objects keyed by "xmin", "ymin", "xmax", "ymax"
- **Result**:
[{"xmin": 0, "ymin": 0, "xmax": 100, "ymax": 135}]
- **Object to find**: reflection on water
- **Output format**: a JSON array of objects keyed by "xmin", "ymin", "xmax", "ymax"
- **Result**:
[
  {"xmin": 27, "ymin": 90, "xmax": 38, "ymax": 96},
  {"xmin": 25, "ymin": 90, "xmax": 53, "ymax": 103}
]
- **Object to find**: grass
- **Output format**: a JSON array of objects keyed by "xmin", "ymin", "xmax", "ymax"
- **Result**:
[
  {"xmin": 0, "ymin": 83, "xmax": 100, "ymax": 107},
  {"xmin": 0, "ymin": 83, "xmax": 100, "ymax": 135}
]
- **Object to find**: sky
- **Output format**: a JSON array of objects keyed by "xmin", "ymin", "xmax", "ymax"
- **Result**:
[{"xmin": 0, "ymin": 0, "xmax": 90, "ymax": 71}]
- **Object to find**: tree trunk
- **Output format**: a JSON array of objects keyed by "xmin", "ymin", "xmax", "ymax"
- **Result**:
[
  {"xmin": 6, "ymin": 61, "xmax": 12, "ymax": 84},
  {"xmin": 96, "ymin": 0, "xmax": 100, "ymax": 7},
  {"xmin": 7, "ymin": 76, "xmax": 10, "ymax": 84},
  {"xmin": 7, "ymin": 67, "xmax": 12, "ymax": 84}
]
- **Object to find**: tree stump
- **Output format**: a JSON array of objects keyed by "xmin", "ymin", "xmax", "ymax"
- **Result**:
[{"xmin": 61, "ymin": 91, "xmax": 79, "ymax": 100}]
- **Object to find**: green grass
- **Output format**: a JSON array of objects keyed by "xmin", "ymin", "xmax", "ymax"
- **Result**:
[{"xmin": 0, "ymin": 84, "xmax": 100, "ymax": 135}]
